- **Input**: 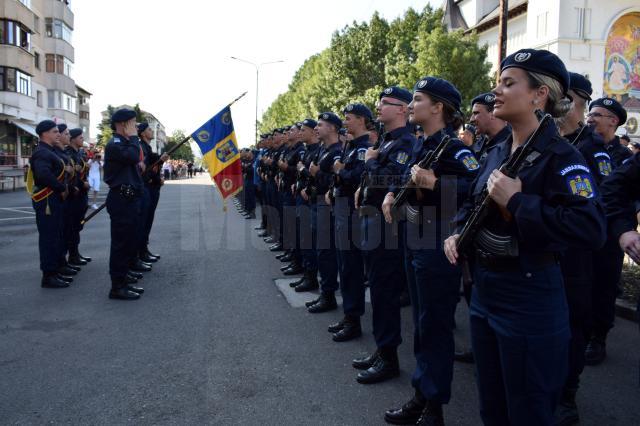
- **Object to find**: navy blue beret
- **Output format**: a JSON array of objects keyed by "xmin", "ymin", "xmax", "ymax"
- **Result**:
[
  {"xmin": 414, "ymin": 77, "xmax": 462, "ymax": 111},
  {"xmin": 568, "ymin": 72, "xmax": 592, "ymax": 101},
  {"xmin": 137, "ymin": 122, "xmax": 150, "ymax": 134},
  {"xmin": 57, "ymin": 123, "xmax": 68, "ymax": 133},
  {"xmin": 283, "ymin": 125, "xmax": 292, "ymax": 131},
  {"xmin": 301, "ymin": 118, "xmax": 317, "ymax": 129},
  {"xmin": 343, "ymin": 103, "xmax": 373, "ymax": 121},
  {"xmin": 379, "ymin": 86, "xmax": 413, "ymax": 104},
  {"xmin": 339, "ymin": 128, "xmax": 347, "ymax": 136},
  {"xmin": 36, "ymin": 120, "xmax": 57, "ymax": 136},
  {"xmin": 111, "ymin": 108, "xmax": 137, "ymax": 124},
  {"xmin": 295, "ymin": 122, "xmax": 303, "ymax": 129},
  {"xmin": 464, "ymin": 124, "xmax": 477, "ymax": 134},
  {"xmin": 471, "ymin": 92, "xmax": 496, "ymax": 109},
  {"xmin": 501, "ymin": 48, "xmax": 569, "ymax": 95},
  {"xmin": 69, "ymin": 128, "xmax": 83, "ymax": 139},
  {"xmin": 589, "ymin": 97, "xmax": 627, "ymax": 125},
  {"xmin": 318, "ymin": 112, "xmax": 342, "ymax": 129},
  {"xmin": 272, "ymin": 128, "xmax": 283, "ymax": 134}
]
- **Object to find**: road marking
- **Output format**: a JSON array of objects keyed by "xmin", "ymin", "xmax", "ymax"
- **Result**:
[
  {"xmin": 0, "ymin": 208, "xmax": 35, "ymax": 215},
  {"xmin": 0, "ymin": 216, "xmax": 34, "ymax": 222}
]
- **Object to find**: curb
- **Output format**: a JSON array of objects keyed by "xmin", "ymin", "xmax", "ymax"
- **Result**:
[{"xmin": 616, "ymin": 298, "xmax": 638, "ymax": 322}]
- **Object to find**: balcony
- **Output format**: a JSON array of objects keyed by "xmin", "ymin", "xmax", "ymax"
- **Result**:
[
  {"xmin": 41, "ymin": 0, "xmax": 74, "ymax": 30},
  {"xmin": 0, "ymin": 45, "xmax": 34, "ymax": 74},
  {"xmin": 0, "ymin": 0, "xmax": 37, "ymax": 32}
]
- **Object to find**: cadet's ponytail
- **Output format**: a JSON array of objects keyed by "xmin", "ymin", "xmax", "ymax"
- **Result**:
[
  {"xmin": 443, "ymin": 103, "xmax": 464, "ymax": 132},
  {"xmin": 527, "ymin": 72, "xmax": 572, "ymax": 118}
]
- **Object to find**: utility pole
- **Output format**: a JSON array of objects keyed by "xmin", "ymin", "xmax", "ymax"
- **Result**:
[{"xmin": 497, "ymin": 0, "xmax": 508, "ymax": 84}]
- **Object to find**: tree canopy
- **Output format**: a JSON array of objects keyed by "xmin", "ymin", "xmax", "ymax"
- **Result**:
[{"xmin": 260, "ymin": 6, "xmax": 492, "ymax": 133}]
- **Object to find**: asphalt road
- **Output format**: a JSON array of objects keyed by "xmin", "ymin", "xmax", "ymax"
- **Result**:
[{"xmin": 0, "ymin": 175, "xmax": 639, "ymax": 425}]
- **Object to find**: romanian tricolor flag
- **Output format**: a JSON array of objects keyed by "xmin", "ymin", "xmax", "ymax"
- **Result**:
[{"xmin": 191, "ymin": 105, "xmax": 243, "ymax": 200}]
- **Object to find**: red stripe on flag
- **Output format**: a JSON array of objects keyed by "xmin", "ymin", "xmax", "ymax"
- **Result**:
[{"xmin": 212, "ymin": 159, "xmax": 243, "ymax": 199}]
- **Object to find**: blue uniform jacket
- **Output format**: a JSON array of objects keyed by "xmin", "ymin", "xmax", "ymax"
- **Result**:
[
  {"xmin": 363, "ymin": 124, "xmax": 416, "ymax": 207},
  {"xmin": 453, "ymin": 120, "xmax": 606, "ymax": 254},
  {"xmin": 315, "ymin": 142, "xmax": 342, "ymax": 196},
  {"xmin": 30, "ymin": 142, "xmax": 66, "ymax": 194},
  {"xmin": 565, "ymin": 125, "xmax": 613, "ymax": 187},
  {"xmin": 601, "ymin": 152, "xmax": 640, "ymax": 241},
  {"xmin": 336, "ymin": 134, "xmax": 370, "ymax": 196},
  {"xmin": 103, "ymin": 133, "xmax": 144, "ymax": 191}
]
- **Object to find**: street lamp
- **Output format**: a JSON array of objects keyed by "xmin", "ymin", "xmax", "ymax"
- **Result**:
[{"xmin": 230, "ymin": 56, "xmax": 284, "ymax": 146}]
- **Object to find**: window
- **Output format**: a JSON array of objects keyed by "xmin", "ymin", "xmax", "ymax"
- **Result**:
[
  {"xmin": 45, "ymin": 18, "xmax": 72, "ymax": 44},
  {"xmin": 19, "ymin": 131, "xmax": 36, "ymax": 158},
  {"xmin": 80, "ymin": 111, "xmax": 90, "ymax": 120},
  {"xmin": 17, "ymin": 70, "xmax": 31, "ymax": 96},
  {"xmin": 47, "ymin": 89, "xmax": 77, "ymax": 112},
  {"xmin": 34, "ymin": 52, "xmax": 40, "ymax": 69},
  {"xmin": 45, "ymin": 54, "xmax": 73, "ymax": 77},
  {"xmin": 0, "ymin": 122, "xmax": 18, "ymax": 166},
  {"xmin": 45, "ymin": 54, "xmax": 55, "ymax": 72},
  {"xmin": 18, "ymin": 0, "xmax": 32, "ymax": 8},
  {"xmin": 5, "ymin": 68, "xmax": 16, "ymax": 92},
  {"xmin": 0, "ymin": 20, "xmax": 31, "ymax": 51},
  {"xmin": 36, "ymin": 90, "xmax": 42, "ymax": 107}
]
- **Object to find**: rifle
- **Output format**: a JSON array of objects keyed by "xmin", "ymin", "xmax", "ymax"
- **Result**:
[
  {"xmin": 329, "ymin": 138, "xmax": 352, "ymax": 204},
  {"xmin": 390, "ymin": 135, "xmax": 452, "ymax": 219},
  {"xmin": 356, "ymin": 123, "xmax": 384, "ymax": 209},
  {"xmin": 570, "ymin": 122, "xmax": 588, "ymax": 146},
  {"xmin": 456, "ymin": 110, "xmax": 552, "ymax": 258}
]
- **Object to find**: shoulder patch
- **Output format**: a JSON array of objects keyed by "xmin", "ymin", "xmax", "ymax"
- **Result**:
[
  {"xmin": 566, "ymin": 173, "xmax": 596, "ymax": 199},
  {"xmin": 559, "ymin": 164, "xmax": 590, "ymax": 176},
  {"xmin": 395, "ymin": 151, "xmax": 409, "ymax": 165},
  {"xmin": 113, "ymin": 137, "xmax": 121, "ymax": 144},
  {"xmin": 454, "ymin": 149, "xmax": 480, "ymax": 171},
  {"xmin": 595, "ymin": 154, "xmax": 612, "ymax": 176},
  {"xmin": 357, "ymin": 148, "xmax": 366, "ymax": 161}
]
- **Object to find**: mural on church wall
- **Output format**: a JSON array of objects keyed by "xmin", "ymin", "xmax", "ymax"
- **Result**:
[{"xmin": 604, "ymin": 12, "xmax": 640, "ymax": 137}]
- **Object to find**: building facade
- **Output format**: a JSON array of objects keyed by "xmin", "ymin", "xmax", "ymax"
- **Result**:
[
  {"xmin": 0, "ymin": 0, "xmax": 91, "ymax": 179},
  {"xmin": 445, "ymin": 0, "xmax": 640, "ymax": 139}
]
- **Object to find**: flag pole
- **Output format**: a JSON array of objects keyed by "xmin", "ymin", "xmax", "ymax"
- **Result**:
[{"xmin": 81, "ymin": 91, "xmax": 249, "ymax": 226}]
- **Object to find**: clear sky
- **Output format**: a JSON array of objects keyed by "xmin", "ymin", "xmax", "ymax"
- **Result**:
[{"xmin": 73, "ymin": 0, "xmax": 439, "ymax": 147}]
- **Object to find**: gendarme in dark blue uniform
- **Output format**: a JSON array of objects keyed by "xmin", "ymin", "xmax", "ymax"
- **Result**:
[{"xmin": 104, "ymin": 108, "xmax": 145, "ymax": 300}]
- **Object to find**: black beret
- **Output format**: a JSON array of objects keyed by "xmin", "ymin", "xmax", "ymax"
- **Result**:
[
  {"xmin": 295, "ymin": 122, "xmax": 303, "ymax": 129},
  {"xmin": 283, "ymin": 125, "xmax": 292, "ymax": 131},
  {"xmin": 36, "ymin": 120, "xmax": 57, "ymax": 136},
  {"xmin": 343, "ymin": 103, "xmax": 373, "ymax": 121},
  {"xmin": 568, "ymin": 72, "xmax": 592, "ymax": 101},
  {"xmin": 69, "ymin": 128, "xmax": 83, "ymax": 139},
  {"xmin": 414, "ymin": 77, "xmax": 462, "ymax": 111},
  {"xmin": 318, "ymin": 112, "xmax": 342, "ymax": 129},
  {"xmin": 501, "ymin": 48, "xmax": 570, "ymax": 95},
  {"xmin": 301, "ymin": 118, "xmax": 317, "ymax": 129},
  {"xmin": 415, "ymin": 125, "xmax": 423, "ymax": 132},
  {"xmin": 339, "ymin": 128, "xmax": 347, "ymax": 136},
  {"xmin": 589, "ymin": 97, "xmax": 627, "ymax": 125},
  {"xmin": 471, "ymin": 92, "xmax": 496, "ymax": 109},
  {"xmin": 379, "ymin": 86, "xmax": 413, "ymax": 104},
  {"xmin": 137, "ymin": 122, "xmax": 150, "ymax": 134},
  {"xmin": 57, "ymin": 123, "xmax": 68, "ymax": 133},
  {"xmin": 111, "ymin": 108, "xmax": 137, "ymax": 124},
  {"xmin": 464, "ymin": 124, "xmax": 477, "ymax": 134}
]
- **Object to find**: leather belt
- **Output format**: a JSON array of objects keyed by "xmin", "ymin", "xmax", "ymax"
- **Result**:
[{"xmin": 474, "ymin": 249, "xmax": 558, "ymax": 272}]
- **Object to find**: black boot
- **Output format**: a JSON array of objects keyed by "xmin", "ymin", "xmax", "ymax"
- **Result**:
[
  {"xmin": 56, "ymin": 273, "xmax": 73, "ymax": 284},
  {"xmin": 283, "ymin": 262, "xmax": 304, "ymax": 276},
  {"xmin": 332, "ymin": 316, "xmax": 362, "ymax": 342},
  {"xmin": 328, "ymin": 317, "xmax": 346, "ymax": 333},
  {"xmin": 555, "ymin": 387, "xmax": 579, "ymax": 426},
  {"xmin": 356, "ymin": 347, "xmax": 400, "ymax": 384},
  {"xmin": 130, "ymin": 259, "xmax": 152, "ymax": 272},
  {"xmin": 68, "ymin": 254, "xmax": 87, "ymax": 266},
  {"xmin": 140, "ymin": 249, "xmax": 158, "ymax": 263},
  {"xmin": 58, "ymin": 265, "xmax": 78, "ymax": 276},
  {"xmin": 307, "ymin": 292, "xmax": 337, "ymax": 313},
  {"xmin": 384, "ymin": 391, "xmax": 426, "ymax": 425},
  {"xmin": 305, "ymin": 296, "xmax": 321, "ymax": 308},
  {"xmin": 41, "ymin": 272, "xmax": 69, "ymax": 289},
  {"xmin": 127, "ymin": 285, "xmax": 145, "ymax": 294},
  {"xmin": 128, "ymin": 271, "xmax": 144, "ymax": 280},
  {"xmin": 454, "ymin": 350, "xmax": 474, "ymax": 364},
  {"xmin": 289, "ymin": 275, "xmax": 306, "ymax": 288},
  {"xmin": 295, "ymin": 271, "xmax": 319, "ymax": 292},
  {"xmin": 78, "ymin": 253, "xmax": 92, "ymax": 262},
  {"xmin": 352, "ymin": 350, "xmax": 379, "ymax": 370},
  {"xmin": 415, "ymin": 400, "xmax": 444, "ymax": 426},
  {"xmin": 585, "ymin": 337, "xmax": 607, "ymax": 366},
  {"xmin": 109, "ymin": 280, "xmax": 140, "ymax": 300}
]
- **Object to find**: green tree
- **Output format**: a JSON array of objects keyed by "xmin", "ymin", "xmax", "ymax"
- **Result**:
[
  {"xmin": 133, "ymin": 103, "xmax": 147, "ymax": 122},
  {"xmin": 165, "ymin": 129, "xmax": 194, "ymax": 162},
  {"xmin": 96, "ymin": 104, "xmax": 115, "ymax": 148}
]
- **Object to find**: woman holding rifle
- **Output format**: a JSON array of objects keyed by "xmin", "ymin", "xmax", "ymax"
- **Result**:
[
  {"xmin": 443, "ymin": 49, "xmax": 606, "ymax": 425},
  {"xmin": 381, "ymin": 77, "xmax": 479, "ymax": 425}
]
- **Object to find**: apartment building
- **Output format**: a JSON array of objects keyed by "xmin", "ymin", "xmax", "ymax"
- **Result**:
[{"xmin": 0, "ymin": 0, "xmax": 91, "ymax": 181}]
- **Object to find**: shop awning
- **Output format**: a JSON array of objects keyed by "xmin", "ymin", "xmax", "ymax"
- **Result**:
[{"xmin": 10, "ymin": 120, "xmax": 38, "ymax": 137}]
